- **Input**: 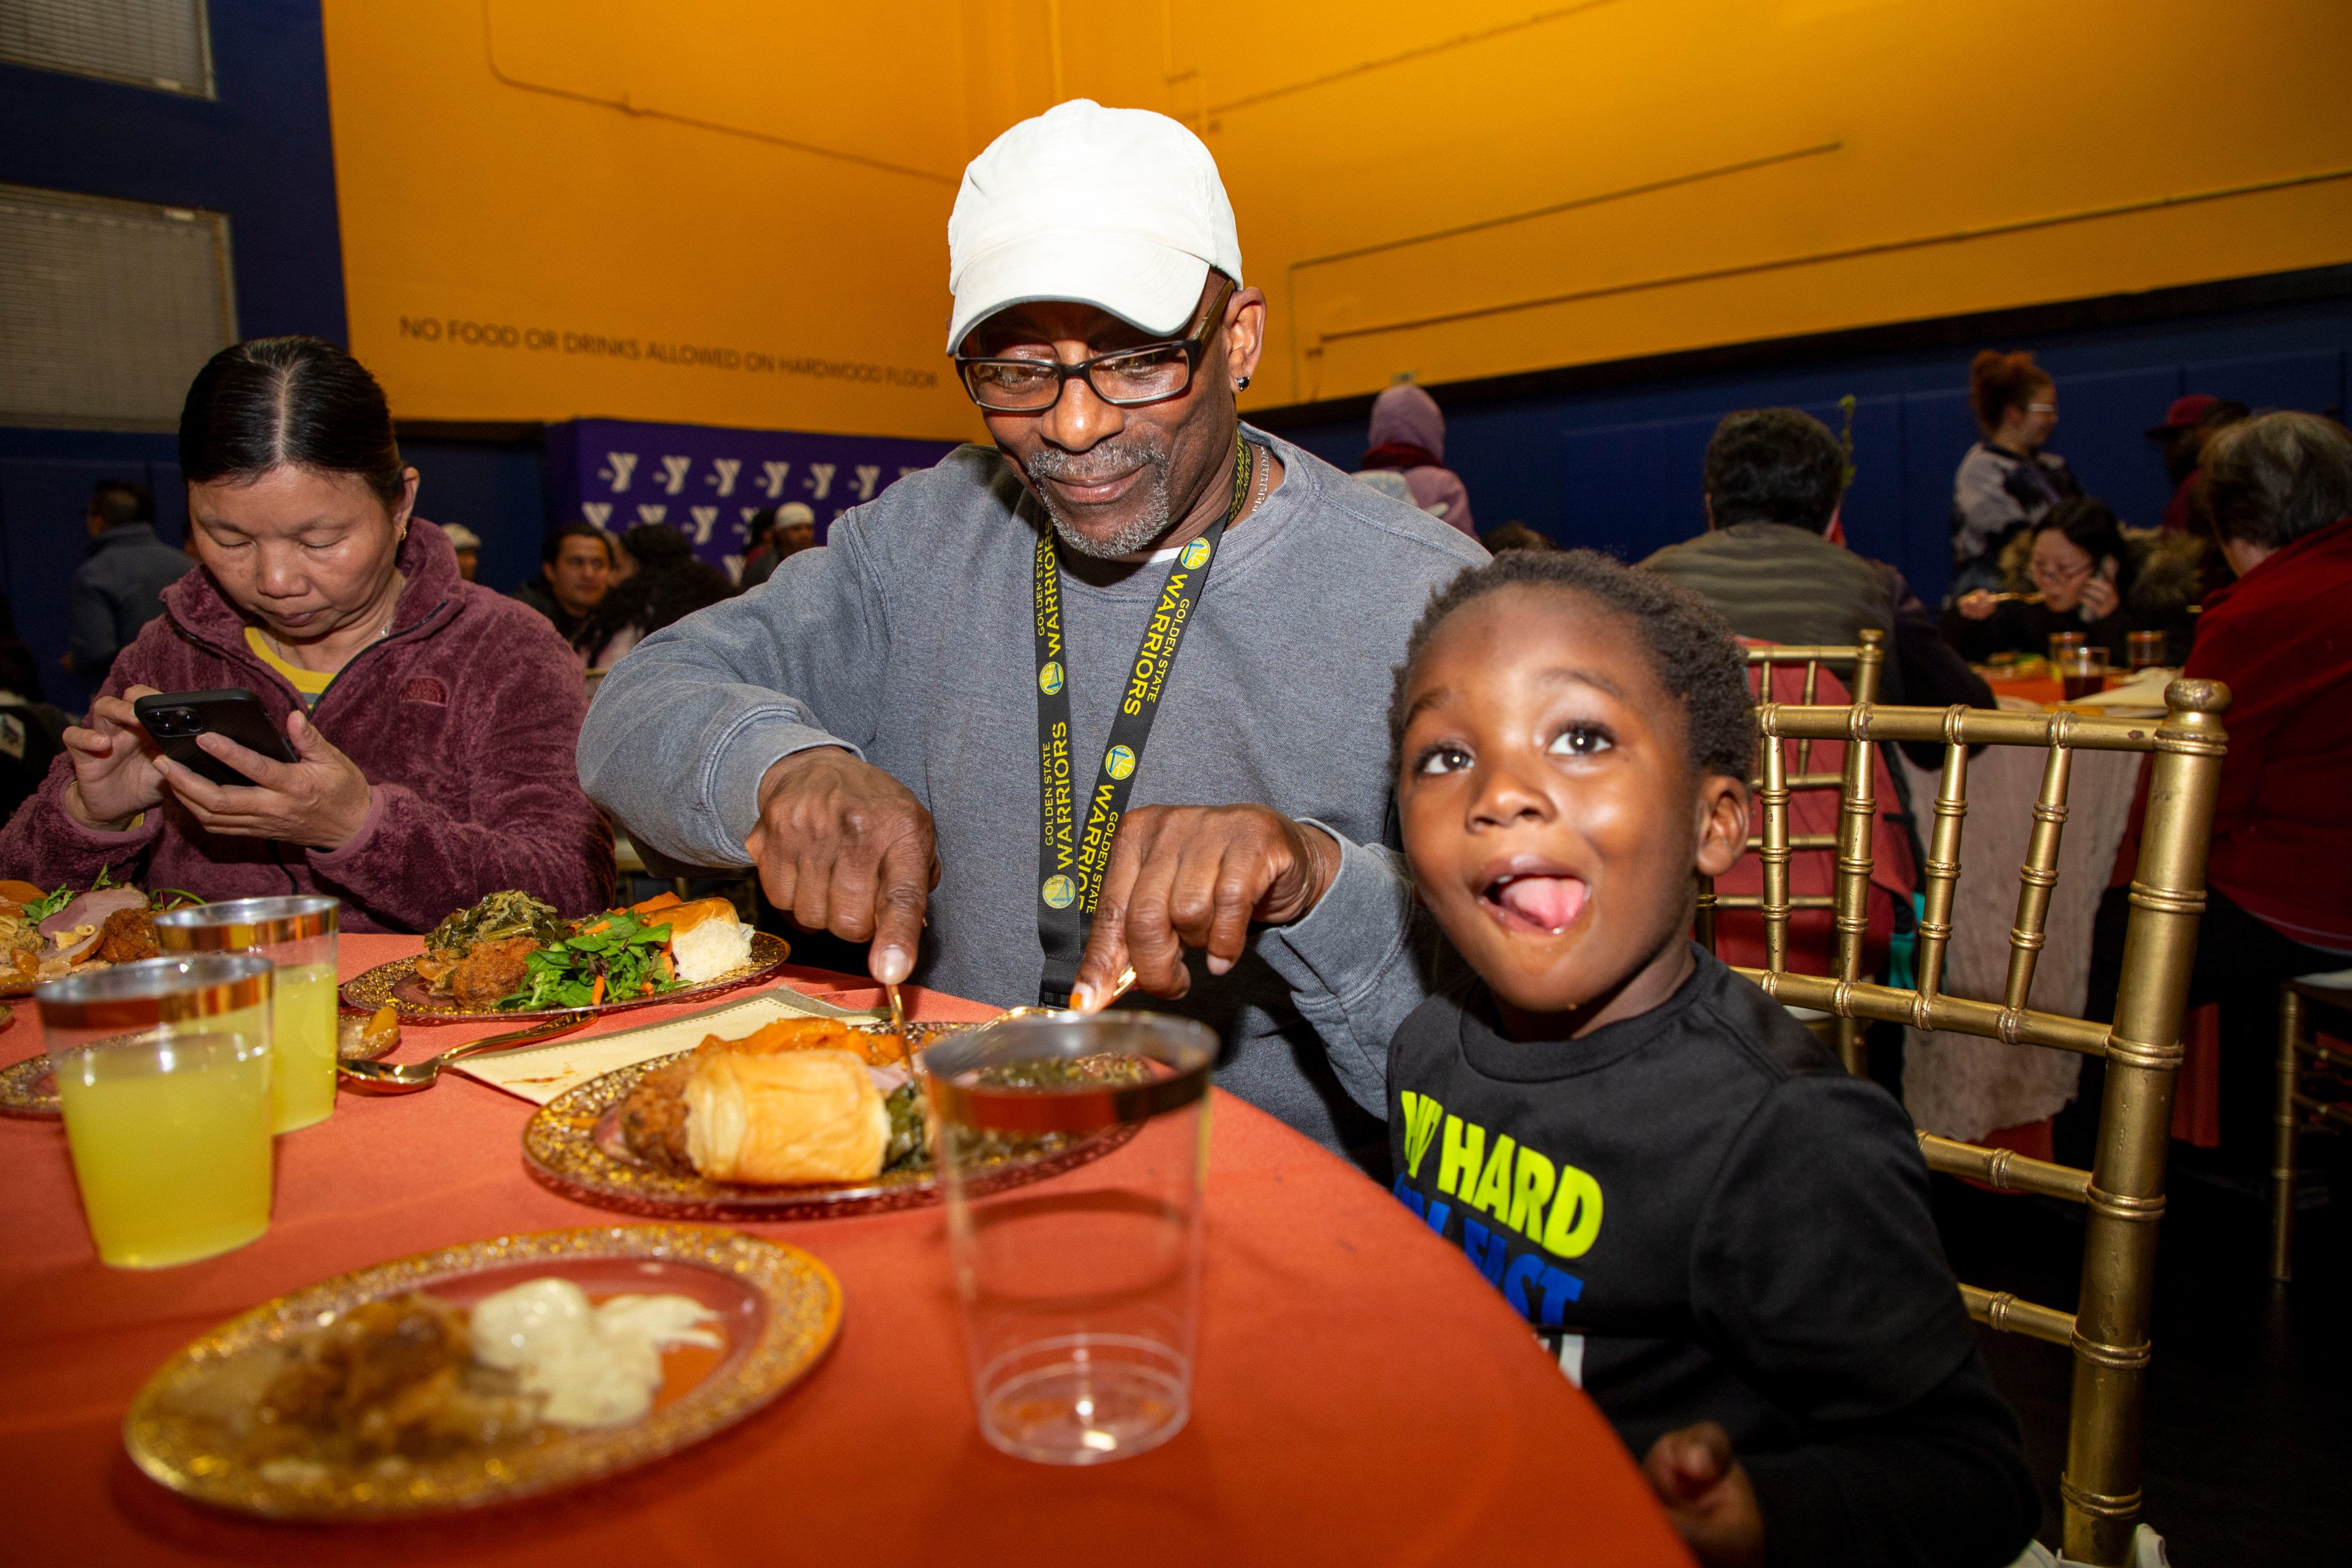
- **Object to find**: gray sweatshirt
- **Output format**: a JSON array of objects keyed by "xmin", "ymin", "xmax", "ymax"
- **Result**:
[{"xmin": 577, "ymin": 429, "xmax": 1485, "ymax": 1161}]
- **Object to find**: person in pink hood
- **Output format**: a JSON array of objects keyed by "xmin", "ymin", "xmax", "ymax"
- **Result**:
[
  {"xmin": 1, "ymin": 337, "xmax": 613, "ymax": 930},
  {"xmin": 1357, "ymin": 383, "xmax": 1476, "ymax": 537}
]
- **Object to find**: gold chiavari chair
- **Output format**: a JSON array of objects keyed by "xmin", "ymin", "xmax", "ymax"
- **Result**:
[
  {"xmin": 2271, "ymin": 971, "xmax": 2352, "ymax": 1281},
  {"xmin": 1695, "ymin": 629, "xmax": 1886, "ymax": 1074},
  {"xmin": 1711, "ymin": 678, "xmax": 2228, "ymax": 1566}
]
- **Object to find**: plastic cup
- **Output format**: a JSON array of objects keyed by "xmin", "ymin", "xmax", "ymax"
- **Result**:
[
  {"xmin": 157, "ymin": 896, "xmax": 339, "ymax": 1133},
  {"xmin": 923, "ymin": 1012, "xmax": 1216, "ymax": 1466},
  {"xmin": 2059, "ymin": 645, "xmax": 2112, "ymax": 702},
  {"xmin": 38, "ymin": 954, "xmax": 276, "ymax": 1268},
  {"xmin": 2127, "ymin": 630, "xmax": 2168, "ymax": 671}
]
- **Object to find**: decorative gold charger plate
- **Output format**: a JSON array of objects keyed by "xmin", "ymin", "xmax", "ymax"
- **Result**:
[
  {"xmin": 524, "ymin": 1022, "xmax": 1138, "ymax": 1220},
  {"xmin": 341, "ymin": 932, "xmax": 793, "ymax": 1025},
  {"xmin": 0, "ymin": 1051, "xmax": 57, "ymax": 1117},
  {"xmin": 124, "ymin": 1224, "xmax": 840, "ymax": 1519},
  {"xmin": 2, "ymin": 1009, "xmax": 396, "ymax": 1119}
]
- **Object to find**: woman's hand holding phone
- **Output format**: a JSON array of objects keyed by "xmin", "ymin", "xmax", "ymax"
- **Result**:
[
  {"xmin": 2079, "ymin": 560, "xmax": 2120, "ymax": 622},
  {"xmin": 60, "ymin": 685, "xmax": 172, "ymax": 831},
  {"xmin": 152, "ymin": 708, "xmax": 375, "ymax": 850}
]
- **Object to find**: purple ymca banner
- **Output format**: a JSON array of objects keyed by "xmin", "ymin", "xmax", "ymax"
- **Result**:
[{"xmin": 545, "ymin": 417, "xmax": 964, "ymax": 575}]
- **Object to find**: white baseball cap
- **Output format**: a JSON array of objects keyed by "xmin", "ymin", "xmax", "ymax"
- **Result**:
[{"xmin": 946, "ymin": 99, "xmax": 1243, "ymax": 355}]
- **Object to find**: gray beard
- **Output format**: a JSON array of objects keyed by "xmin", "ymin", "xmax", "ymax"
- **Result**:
[{"xmin": 1025, "ymin": 442, "xmax": 1174, "ymax": 559}]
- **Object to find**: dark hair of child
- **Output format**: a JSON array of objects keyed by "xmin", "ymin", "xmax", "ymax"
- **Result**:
[{"xmin": 1389, "ymin": 548, "xmax": 1755, "ymax": 785}]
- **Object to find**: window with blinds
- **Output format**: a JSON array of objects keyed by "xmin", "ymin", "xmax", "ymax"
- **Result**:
[
  {"xmin": 0, "ymin": 183, "xmax": 238, "ymax": 431},
  {"xmin": 0, "ymin": 0, "xmax": 213, "ymax": 97}
]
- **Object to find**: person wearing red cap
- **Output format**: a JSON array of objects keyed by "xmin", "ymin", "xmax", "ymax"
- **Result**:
[{"xmin": 2147, "ymin": 393, "xmax": 2248, "ymax": 534}]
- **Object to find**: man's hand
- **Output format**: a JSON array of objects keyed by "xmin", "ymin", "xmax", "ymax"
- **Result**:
[
  {"xmin": 1955, "ymin": 589, "xmax": 2000, "ymax": 621},
  {"xmin": 60, "ymin": 685, "xmax": 170, "ymax": 830},
  {"xmin": 1070, "ymin": 805, "xmax": 1340, "ymax": 1009},
  {"xmin": 154, "ymin": 709, "xmax": 375, "ymax": 850},
  {"xmin": 745, "ymin": 748, "xmax": 937, "ymax": 986},
  {"xmin": 1642, "ymin": 1422, "xmax": 1765, "ymax": 1568}
]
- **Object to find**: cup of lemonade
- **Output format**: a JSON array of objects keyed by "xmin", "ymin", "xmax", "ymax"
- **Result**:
[
  {"xmin": 157, "ymin": 895, "xmax": 340, "ymax": 1133},
  {"xmin": 37, "ymin": 954, "xmax": 276, "ymax": 1268}
]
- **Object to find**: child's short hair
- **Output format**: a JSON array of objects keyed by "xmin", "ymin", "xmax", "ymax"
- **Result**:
[{"xmin": 1390, "ymin": 548, "xmax": 1756, "ymax": 783}]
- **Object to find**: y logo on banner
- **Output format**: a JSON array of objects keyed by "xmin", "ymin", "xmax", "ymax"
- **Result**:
[
  {"xmin": 657, "ymin": 456, "xmax": 693, "ymax": 496},
  {"xmin": 688, "ymin": 507, "xmax": 719, "ymax": 545},
  {"xmin": 636, "ymin": 504, "xmax": 668, "ymax": 524},
  {"xmin": 850, "ymin": 464, "xmax": 881, "ymax": 502},
  {"xmin": 599, "ymin": 453, "xmax": 638, "ymax": 492},
  {"xmin": 707, "ymin": 458, "xmax": 741, "ymax": 498},
  {"xmin": 805, "ymin": 464, "xmax": 836, "ymax": 500},
  {"xmin": 760, "ymin": 461, "xmax": 791, "ymax": 499},
  {"xmin": 581, "ymin": 503, "xmax": 613, "ymax": 529}
]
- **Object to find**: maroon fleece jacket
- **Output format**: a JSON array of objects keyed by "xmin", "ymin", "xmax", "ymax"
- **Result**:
[{"xmin": 1, "ymin": 522, "xmax": 614, "ymax": 932}]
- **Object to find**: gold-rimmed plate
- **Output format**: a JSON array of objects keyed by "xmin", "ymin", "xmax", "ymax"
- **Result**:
[
  {"xmin": 342, "ymin": 932, "xmax": 794, "ymax": 1024},
  {"xmin": 124, "ymin": 1224, "xmax": 839, "ymax": 1518},
  {"xmin": 523, "ymin": 1022, "xmax": 1138, "ymax": 1220},
  {"xmin": 0, "ymin": 1050, "xmax": 56, "ymax": 1117}
]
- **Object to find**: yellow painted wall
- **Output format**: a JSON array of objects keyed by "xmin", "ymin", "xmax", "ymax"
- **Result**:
[{"xmin": 325, "ymin": 1, "xmax": 2352, "ymax": 432}]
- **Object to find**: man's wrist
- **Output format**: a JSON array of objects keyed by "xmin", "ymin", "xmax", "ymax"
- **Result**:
[{"xmin": 1289, "ymin": 819, "xmax": 1344, "ymax": 919}]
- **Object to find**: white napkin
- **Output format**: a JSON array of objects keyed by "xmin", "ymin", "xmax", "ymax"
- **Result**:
[{"xmin": 454, "ymin": 989, "xmax": 883, "ymax": 1105}]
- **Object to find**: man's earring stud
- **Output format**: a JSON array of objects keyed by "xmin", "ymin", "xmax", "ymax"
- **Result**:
[{"xmin": 1235, "ymin": 375, "xmax": 1251, "ymax": 391}]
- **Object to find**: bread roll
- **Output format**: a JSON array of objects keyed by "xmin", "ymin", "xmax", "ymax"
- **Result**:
[
  {"xmin": 663, "ymin": 897, "xmax": 754, "ymax": 983},
  {"xmin": 683, "ymin": 1047, "xmax": 888, "ymax": 1184}
]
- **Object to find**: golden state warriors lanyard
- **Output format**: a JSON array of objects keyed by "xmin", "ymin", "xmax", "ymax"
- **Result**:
[{"xmin": 1032, "ymin": 437, "xmax": 1254, "ymax": 1007}]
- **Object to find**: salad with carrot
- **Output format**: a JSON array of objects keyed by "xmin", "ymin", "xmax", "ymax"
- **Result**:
[{"xmin": 497, "ymin": 906, "xmax": 676, "ymax": 1011}]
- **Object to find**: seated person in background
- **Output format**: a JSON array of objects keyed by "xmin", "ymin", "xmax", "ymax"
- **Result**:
[
  {"xmin": 513, "ymin": 522, "xmax": 614, "ymax": 647},
  {"xmin": 576, "ymin": 522, "xmax": 734, "ymax": 668},
  {"xmin": 1480, "ymin": 521, "xmax": 1553, "ymax": 553},
  {"xmin": 1644, "ymin": 407, "xmax": 1992, "ymax": 766},
  {"xmin": 1943, "ymin": 496, "xmax": 2201, "ymax": 666},
  {"xmin": 66, "ymin": 480, "xmax": 190, "ymax": 679},
  {"xmin": 738, "ymin": 502, "xmax": 818, "ymax": 589},
  {"xmin": 1358, "ymin": 383, "xmax": 1476, "ymax": 537},
  {"xmin": 1, "ymin": 336, "xmax": 614, "ymax": 930},
  {"xmin": 437, "ymin": 521, "xmax": 482, "ymax": 581},
  {"xmin": 2086, "ymin": 412, "xmax": 2352, "ymax": 1172},
  {"xmin": 1069, "ymin": 550, "xmax": 2038, "ymax": 1568}
]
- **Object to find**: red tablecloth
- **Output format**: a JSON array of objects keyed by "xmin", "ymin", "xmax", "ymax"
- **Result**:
[{"xmin": 0, "ymin": 935, "xmax": 1687, "ymax": 1565}]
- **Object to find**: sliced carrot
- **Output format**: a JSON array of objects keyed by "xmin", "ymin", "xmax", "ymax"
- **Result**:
[
  {"xmin": 590, "ymin": 974, "xmax": 606, "ymax": 1005},
  {"xmin": 630, "ymin": 891, "xmax": 684, "ymax": 915},
  {"xmin": 640, "ymin": 980, "xmax": 654, "ymax": 996}
]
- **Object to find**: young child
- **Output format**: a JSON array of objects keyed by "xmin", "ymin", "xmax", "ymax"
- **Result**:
[{"xmin": 1073, "ymin": 549, "xmax": 2040, "ymax": 1567}]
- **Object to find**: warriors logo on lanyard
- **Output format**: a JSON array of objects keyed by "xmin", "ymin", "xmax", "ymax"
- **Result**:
[{"xmin": 1031, "ymin": 437, "xmax": 1257, "ymax": 1007}]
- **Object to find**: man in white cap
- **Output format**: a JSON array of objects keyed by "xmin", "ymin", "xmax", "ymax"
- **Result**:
[{"xmin": 579, "ymin": 100, "xmax": 1482, "ymax": 1168}]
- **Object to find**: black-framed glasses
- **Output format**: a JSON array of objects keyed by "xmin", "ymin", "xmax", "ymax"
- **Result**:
[{"xmin": 956, "ymin": 277, "xmax": 1235, "ymax": 413}]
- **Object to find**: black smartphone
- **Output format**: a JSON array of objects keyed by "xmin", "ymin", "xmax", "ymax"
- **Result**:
[{"xmin": 132, "ymin": 688, "xmax": 300, "ymax": 788}]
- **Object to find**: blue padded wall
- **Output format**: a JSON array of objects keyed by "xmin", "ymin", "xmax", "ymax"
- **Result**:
[{"xmin": 1270, "ymin": 293, "xmax": 2352, "ymax": 606}]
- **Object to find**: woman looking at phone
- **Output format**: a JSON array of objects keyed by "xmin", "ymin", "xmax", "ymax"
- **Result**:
[
  {"xmin": 1942, "ymin": 496, "xmax": 2200, "ymax": 666},
  {"xmin": 0, "ymin": 337, "xmax": 612, "ymax": 929}
]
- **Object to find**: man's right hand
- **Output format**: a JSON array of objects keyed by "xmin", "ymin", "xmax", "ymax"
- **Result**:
[
  {"xmin": 745, "ymin": 747, "xmax": 937, "ymax": 986},
  {"xmin": 61, "ymin": 685, "xmax": 169, "ymax": 831}
]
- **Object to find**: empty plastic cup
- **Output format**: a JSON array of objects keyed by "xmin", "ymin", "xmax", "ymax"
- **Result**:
[{"xmin": 922, "ymin": 1012, "xmax": 1215, "ymax": 1465}]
